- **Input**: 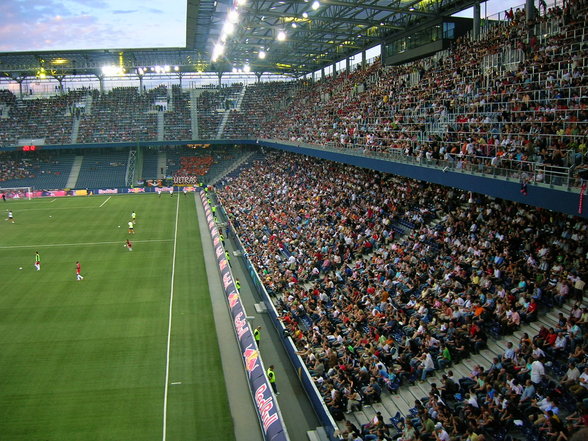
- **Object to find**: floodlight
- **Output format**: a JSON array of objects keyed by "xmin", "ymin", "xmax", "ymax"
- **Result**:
[
  {"xmin": 228, "ymin": 9, "xmax": 239, "ymax": 24},
  {"xmin": 258, "ymin": 50, "xmax": 266, "ymax": 59},
  {"xmin": 164, "ymin": 65, "xmax": 171, "ymax": 72},
  {"xmin": 174, "ymin": 66, "xmax": 179, "ymax": 71},
  {"xmin": 243, "ymin": 64, "xmax": 251, "ymax": 73},
  {"xmin": 232, "ymin": 67, "xmax": 237, "ymax": 73},
  {"xmin": 312, "ymin": 1, "xmax": 320, "ymax": 10},
  {"xmin": 236, "ymin": 0, "xmax": 247, "ymax": 5},
  {"xmin": 277, "ymin": 30, "xmax": 286, "ymax": 41},
  {"xmin": 302, "ymin": 12, "xmax": 308, "ymax": 18},
  {"xmin": 223, "ymin": 21, "xmax": 235, "ymax": 35},
  {"xmin": 292, "ymin": 23, "xmax": 297, "ymax": 28}
]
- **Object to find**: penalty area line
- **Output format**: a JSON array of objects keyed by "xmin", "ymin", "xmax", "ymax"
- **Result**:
[
  {"xmin": 0, "ymin": 239, "xmax": 173, "ymax": 249},
  {"xmin": 99, "ymin": 196, "xmax": 112, "ymax": 207}
]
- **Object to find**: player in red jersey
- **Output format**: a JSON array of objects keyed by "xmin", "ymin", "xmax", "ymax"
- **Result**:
[{"xmin": 76, "ymin": 261, "xmax": 84, "ymax": 281}]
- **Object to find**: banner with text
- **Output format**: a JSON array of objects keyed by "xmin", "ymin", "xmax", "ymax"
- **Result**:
[{"xmin": 200, "ymin": 191, "xmax": 288, "ymax": 441}]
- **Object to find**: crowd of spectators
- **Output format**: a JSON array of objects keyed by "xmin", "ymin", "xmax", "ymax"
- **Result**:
[
  {"xmin": 195, "ymin": 85, "xmax": 243, "ymax": 139},
  {"xmin": 222, "ymin": 81, "xmax": 299, "ymax": 139},
  {"xmin": 217, "ymin": 150, "xmax": 588, "ymax": 440},
  {"xmin": 0, "ymin": 90, "xmax": 83, "ymax": 146},
  {"xmin": 77, "ymin": 87, "xmax": 159, "ymax": 143},
  {"xmin": 0, "ymin": 151, "xmax": 66, "ymax": 184},
  {"xmin": 218, "ymin": 0, "xmax": 586, "ymax": 184}
]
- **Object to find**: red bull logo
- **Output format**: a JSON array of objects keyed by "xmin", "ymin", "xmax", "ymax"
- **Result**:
[
  {"xmin": 234, "ymin": 312, "xmax": 249, "ymax": 339},
  {"xmin": 215, "ymin": 246, "xmax": 224, "ymax": 258},
  {"xmin": 255, "ymin": 384, "xmax": 279, "ymax": 432},
  {"xmin": 213, "ymin": 237, "xmax": 220, "ymax": 246},
  {"xmin": 222, "ymin": 273, "xmax": 232, "ymax": 290},
  {"xmin": 228, "ymin": 291, "xmax": 240, "ymax": 308},
  {"xmin": 243, "ymin": 345, "xmax": 259, "ymax": 374},
  {"xmin": 219, "ymin": 259, "xmax": 228, "ymax": 271}
]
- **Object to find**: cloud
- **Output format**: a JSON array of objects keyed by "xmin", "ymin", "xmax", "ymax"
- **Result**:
[
  {"xmin": 70, "ymin": 0, "xmax": 109, "ymax": 9},
  {"xmin": 112, "ymin": 9, "xmax": 138, "ymax": 14},
  {"xmin": 0, "ymin": 13, "xmax": 109, "ymax": 51}
]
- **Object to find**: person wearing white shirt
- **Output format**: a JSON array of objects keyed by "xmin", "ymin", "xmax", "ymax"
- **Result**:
[{"xmin": 530, "ymin": 358, "xmax": 545, "ymax": 384}]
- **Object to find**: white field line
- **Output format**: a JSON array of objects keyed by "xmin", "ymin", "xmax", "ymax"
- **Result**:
[
  {"xmin": 11, "ymin": 206, "xmax": 105, "ymax": 212},
  {"xmin": 0, "ymin": 239, "xmax": 172, "ymax": 249},
  {"xmin": 49, "ymin": 199, "xmax": 57, "ymax": 203},
  {"xmin": 162, "ymin": 191, "xmax": 180, "ymax": 441},
  {"xmin": 99, "ymin": 196, "xmax": 112, "ymax": 207}
]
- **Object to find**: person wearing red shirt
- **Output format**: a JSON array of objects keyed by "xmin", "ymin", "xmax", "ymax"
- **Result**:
[{"xmin": 76, "ymin": 261, "xmax": 84, "ymax": 281}]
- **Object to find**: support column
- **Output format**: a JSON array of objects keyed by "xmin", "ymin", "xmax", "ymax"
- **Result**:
[
  {"xmin": 177, "ymin": 72, "xmax": 183, "ymax": 89},
  {"xmin": 96, "ymin": 74, "xmax": 104, "ymax": 94},
  {"xmin": 526, "ymin": 0, "xmax": 535, "ymax": 22},
  {"xmin": 321, "ymin": 67, "xmax": 325, "ymax": 79},
  {"xmin": 473, "ymin": 2, "xmax": 481, "ymax": 40},
  {"xmin": 255, "ymin": 72, "xmax": 262, "ymax": 83},
  {"xmin": 138, "ymin": 74, "xmax": 144, "ymax": 94},
  {"xmin": 17, "ymin": 78, "xmax": 23, "ymax": 99},
  {"xmin": 361, "ymin": 50, "xmax": 366, "ymax": 68},
  {"xmin": 346, "ymin": 57, "xmax": 350, "ymax": 73},
  {"xmin": 217, "ymin": 71, "xmax": 223, "ymax": 89}
]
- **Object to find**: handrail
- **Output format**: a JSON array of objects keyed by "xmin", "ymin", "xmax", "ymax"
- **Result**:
[{"xmin": 261, "ymin": 137, "xmax": 583, "ymax": 190}]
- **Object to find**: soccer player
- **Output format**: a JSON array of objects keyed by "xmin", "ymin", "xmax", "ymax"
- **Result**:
[
  {"xmin": 35, "ymin": 251, "xmax": 41, "ymax": 271},
  {"xmin": 131, "ymin": 211, "xmax": 136, "ymax": 224},
  {"xmin": 76, "ymin": 261, "xmax": 84, "ymax": 280},
  {"xmin": 183, "ymin": 188, "xmax": 187, "ymax": 196},
  {"xmin": 157, "ymin": 188, "xmax": 161, "ymax": 198},
  {"xmin": 128, "ymin": 220, "xmax": 134, "ymax": 234},
  {"xmin": 169, "ymin": 187, "xmax": 174, "ymax": 197},
  {"xmin": 7, "ymin": 210, "xmax": 14, "ymax": 223},
  {"xmin": 125, "ymin": 239, "xmax": 133, "ymax": 251}
]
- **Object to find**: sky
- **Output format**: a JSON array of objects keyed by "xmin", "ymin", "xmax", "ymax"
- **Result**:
[
  {"xmin": 0, "ymin": 0, "xmax": 187, "ymax": 52},
  {"xmin": 453, "ymin": 0, "xmax": 530, "ymax": 19},
  {"xmin": 0, "ymin": 0, "xmax": 532, "ymax": 53}
]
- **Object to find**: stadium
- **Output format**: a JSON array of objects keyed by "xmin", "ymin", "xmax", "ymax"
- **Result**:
[{"xmin": 0, "ymin": 0, "xmax": 587, "ymax": 440}]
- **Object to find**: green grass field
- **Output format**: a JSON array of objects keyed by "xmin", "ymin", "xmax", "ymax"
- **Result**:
[{"xmin": 0, "ymin": 194, "xmax": 235, "ymax": 441}]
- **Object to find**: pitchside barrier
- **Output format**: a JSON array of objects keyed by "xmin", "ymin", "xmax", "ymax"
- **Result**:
[
  {"xmin": 199, "ymin": 191, "xmax": 289, "ymax": 441},
  {"xmin": 0, "ymin": 186, "xmax": 198, "ymax": 199},
  {"xmin": 218, "ymin": 205, "xmax": 339, "ymax": 441}
]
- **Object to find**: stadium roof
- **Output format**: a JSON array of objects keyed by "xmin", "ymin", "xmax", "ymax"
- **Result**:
[{"xmin": 0, "ymin": 0, "xmax": 477, "ymax": 78}]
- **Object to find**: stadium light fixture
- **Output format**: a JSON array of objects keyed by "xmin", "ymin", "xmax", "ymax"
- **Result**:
[
  {"xmin": 164, "ymin": 65, "xmax": 171, "ymax": 72},
  {"xmin": 236, "ymin": 0, "xmax": 247, "ymax": 5},
  {"xmin": 277, "ymin": 30, "xmax": 286, "ymax": 41},
  {"xmin": 302, "ymin": 12, "xmax": 308, "ymax": 18},
  {"xmin": 292, "ymin": 23, "xmax": 297, "ymax": 28},
  {"xmin": 258, "ymin": 50, "xmax": 266, "ymax": 59},
  {"xmin": 223, "ymin": 21, "xmax": 235, "ymax": 35},
  {"xmin": 228, "ymin": 9, "xmax": 239, "ymax": 24},
  {"xmin": 102, "ymin": 65, "xmax": 123, "ymax": 76},
  {"xmin": 174, "ymin": 66, "xmax": 179, "ymax": 71},
  {"xmin": 243, "ymin": 64, "xmax": 251, "ymax": 73},
  {"xmin": 312, "ymin": 1, "xmax": 320, "ymax": 10}
]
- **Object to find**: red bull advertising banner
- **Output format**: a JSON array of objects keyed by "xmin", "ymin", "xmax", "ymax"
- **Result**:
[{"xmin": 200, "ymin": 191, "xmax": 288, "ymax": 441}]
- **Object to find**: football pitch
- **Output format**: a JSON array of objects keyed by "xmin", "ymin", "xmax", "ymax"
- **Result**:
[{"xmin": 0, "ymin": 193, "xmax": 235, "ymax": 441}]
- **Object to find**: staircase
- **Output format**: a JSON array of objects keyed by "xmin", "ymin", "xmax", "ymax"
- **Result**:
[
  {"xmin": 190, "ymin": 90, "xmax": 199, "ymax": 139},
  {"xmin": 71, "ymin": 117, "xmax": 80, "ymax": 143},
  {"xmin": 84, "ymin": 94, "xmax": 93, "ymax": 115},
  {"xmin": 157, "ymin": 111, "xmax": 165, "ymax": 141},
  {"xmin": 215, "ymin": 85, "xmax": 246, "ymax": 139},
  {"xmin": 66, "ymin": 156, "xmax": 84, "ymax": 188},
  {"xmin": 157, "ymin": 151, "xmax": 166, "ymax": 178}
]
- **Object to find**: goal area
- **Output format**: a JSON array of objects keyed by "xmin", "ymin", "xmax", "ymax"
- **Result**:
[{"xmin": 0, "ymin": 187, "xmax": 32, "ymax": 200}]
